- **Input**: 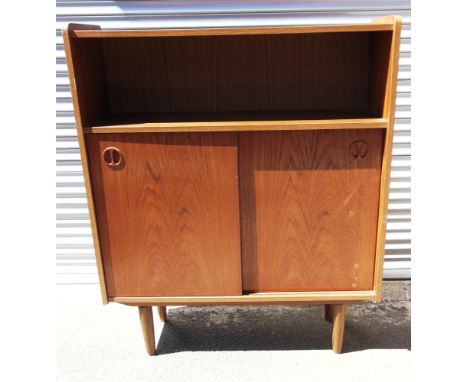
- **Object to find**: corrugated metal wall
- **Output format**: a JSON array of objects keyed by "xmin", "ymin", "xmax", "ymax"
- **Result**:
[{"xmin": 56, "ymin": 0, "xmax": 411, "ymax": 285}]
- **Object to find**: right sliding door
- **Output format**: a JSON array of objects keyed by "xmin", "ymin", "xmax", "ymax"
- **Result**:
[{"xmin": 239, "ymin": 129, "xmax": 384, "ymax": 292}]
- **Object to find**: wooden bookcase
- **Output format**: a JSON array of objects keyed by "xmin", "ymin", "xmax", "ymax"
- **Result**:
[{"xmin": 63, "ymin": 16, "xmax": 401, "ymax": 355}]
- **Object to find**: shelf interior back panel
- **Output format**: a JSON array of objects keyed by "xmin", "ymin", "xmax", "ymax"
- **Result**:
[{"xmin": 70, "ymin": 31, "xmax": 392, "ymax": 128}]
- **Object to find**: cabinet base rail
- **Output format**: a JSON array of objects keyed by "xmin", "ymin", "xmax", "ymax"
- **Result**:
[{"xmin": 112, "ymin": 290, "xmax": 376, "ymax": 306}]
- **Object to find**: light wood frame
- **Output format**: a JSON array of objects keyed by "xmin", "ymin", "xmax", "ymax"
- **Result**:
[{"xmin": 63, "ymin": 16, "xmax": 402, "ymax": 353}]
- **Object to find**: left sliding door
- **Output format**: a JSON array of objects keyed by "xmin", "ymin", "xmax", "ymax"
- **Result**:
[{"xmin": 87, "ymin": 132, "xmax": 242, "ymax": 297}]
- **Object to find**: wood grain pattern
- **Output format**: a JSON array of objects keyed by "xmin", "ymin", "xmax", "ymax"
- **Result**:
[
  {"xmin": 138, "ymin": 306, "xmax": 156, "ymax": 355},
  {"xmin": 83, "ymin": 117, "xmax": 388, "ymax": 134},
  {"xmin": 64, "ymin": 24, "xmax": 108, "ymax": 127},
  {"xmin": 239, "ymin": 129, "xmax": 384, "ymax": 292},
  {"xmin": 67, "ymin": 27, "xmax": 392, "ymax": 130},
  {"xmin": 71, "ymin": 23, "xmax": 394, "ymax": 38},
  {"xmin": 101, "ymin": 33, "xmax": 374, "ymax": 118},
  {"xmin": 62, "ymin": 24, "xmax": 109, "ymax": 303},
  {"xmin": 331, "ymin": 304, "xmax": 346, "ymax": 353},
  {"xmin": 368, "ymin": 32, "xmax": 392, "ymax": 116},
  {"xmin": 86, "ymin": 132, "xmax": 242, "ymax": 297},
  {"xmin": 157, "ymin": 306, "xmax": 167, "ymax": 322},
  {"xmin": 62, "ymin": 18, "xmax": 402, "ymax": 310},
  {"xmin": 373, "ymin": 16, "xmax": 402, "ymax": 302},
  {"xmin": 111, "ymin": 290, "xmax": 376, "ymax": 306}
]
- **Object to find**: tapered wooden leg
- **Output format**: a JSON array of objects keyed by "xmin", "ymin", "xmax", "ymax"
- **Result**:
[
  {"xmin": 138, "ymin": 306, "xmax": 156, "ymax": 355},
  {"xmin": 331, "ymin": 304, "xmax": 346, "ymax": 354},
  {"xmin": 325, "ymin": 304, "xmax": 334, "ymax": 323},
  {"xmin": 157, "ymin": 306, "xmax": 167, "ymax": 322}
]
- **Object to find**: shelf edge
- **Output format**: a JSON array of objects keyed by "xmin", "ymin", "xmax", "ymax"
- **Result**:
[
  {"xmin": 72, "ymin": 24, "xmax": 394, "ymax": 38},
  {"xmin": 84, "ymin": 118, "xmax": 388, "ymax": 134}
]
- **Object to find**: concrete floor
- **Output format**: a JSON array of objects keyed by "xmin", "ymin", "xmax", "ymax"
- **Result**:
[{"xmin": 56, "ymin": 281, "xmax": 410, "ymax": 382}]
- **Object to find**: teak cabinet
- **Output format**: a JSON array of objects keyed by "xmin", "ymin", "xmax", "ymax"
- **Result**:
[{"xmin": 63, "ymin": 16, "xmax": 401, "ymax": 354}]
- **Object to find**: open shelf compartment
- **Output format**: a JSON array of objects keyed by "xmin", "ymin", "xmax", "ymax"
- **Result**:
[{"xmin": 69, "ymin": 28, "xmax": 393, "ymax": 131}]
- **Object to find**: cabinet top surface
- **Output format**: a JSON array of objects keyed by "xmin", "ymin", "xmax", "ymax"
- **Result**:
[{"xmin": 68, "ymin": 22, "xmax": 395, "ymax": 38}]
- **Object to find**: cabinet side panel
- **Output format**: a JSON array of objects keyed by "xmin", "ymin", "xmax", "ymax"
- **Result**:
[
  {"xmin": 87, "ymin": 132, "xmax": 242, "ymax": 297},
  {"xmin": 63, "ymin": 25, "xmax": 109, "ymax": 303},
  {"xmin": 239, "ymin": 129, "xmax": 384, "ymax": 292},
  {"xmin": 368, "ymin": 31, "xmax": 392, "ymax": 116},
  {"xmin": 373, "ymin": 17, "xmax": 402, "ymax": 301},
  {"xmin": 66, "ymin": 35, "xmax": 108, "ymax": 127}
]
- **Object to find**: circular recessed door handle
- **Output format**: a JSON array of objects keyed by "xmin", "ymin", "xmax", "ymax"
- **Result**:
[
  {"xmin": 102, "ymin": 147, "xmax": 122, "ymax": 167},
  {"xmin": 349, "ymin": 140, "xmax": 369, "ymax": 159}
]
